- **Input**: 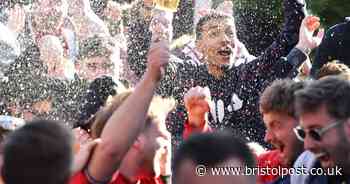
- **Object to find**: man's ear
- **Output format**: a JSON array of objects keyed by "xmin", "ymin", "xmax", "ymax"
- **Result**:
[{"xmin": 195, "ymin": 39, "xmax": 204, "ymax": 54}]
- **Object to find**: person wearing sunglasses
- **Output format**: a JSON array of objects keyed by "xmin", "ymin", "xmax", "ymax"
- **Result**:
[{"xmin": 293, "ymin": 76, "xmax": 350, "ymax": 183}]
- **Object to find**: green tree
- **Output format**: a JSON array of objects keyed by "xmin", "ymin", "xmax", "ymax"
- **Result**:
[
  {"xmin": 306, "ymin": 0, "xmax": 349, "ymax": 29},
  {"xmin": 232, "ymin": 0, "xmax": 348, "ymax": 55}
]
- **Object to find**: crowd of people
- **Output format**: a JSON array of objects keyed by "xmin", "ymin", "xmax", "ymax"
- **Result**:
[{"xmin": 0, "ymin": 0, "xmax": 349, "ymax": 183}]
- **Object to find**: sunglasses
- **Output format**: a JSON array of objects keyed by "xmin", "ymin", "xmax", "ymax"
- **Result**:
[{"xmin": 293, "ymin": 121, "xmax": 344, "ymax": 142}]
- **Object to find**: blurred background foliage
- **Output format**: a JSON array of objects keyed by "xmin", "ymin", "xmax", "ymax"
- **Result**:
[
  {"xmin": 232, "ymin": 0, "xmax": 349, "ymax": 55},
  {"xmin": 233, "ymin": 0, "xmax": 349, "ymax": 30}
]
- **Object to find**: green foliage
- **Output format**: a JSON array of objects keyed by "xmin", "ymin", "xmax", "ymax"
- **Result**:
[
  {"xmin": 232, "ymin": 0, "xmax": 284, "ymax": 55},
  {"xmin": 233, "ymin": 0, "xmax": 348, "ymax": 29},
  {"xmin": 230, "ymin": 0, "xmax": 347, "ymax": 55},
  {"xmin": 306, "ymin": 0, "xmax": 349, "ymax": 29}
]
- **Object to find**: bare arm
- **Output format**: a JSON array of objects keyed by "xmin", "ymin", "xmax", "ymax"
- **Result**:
[
  {"xmin": 86, "ymin": 40, "xmax": 170, "ymax": 182},
  {"xmin": 67, "ymin": 0, "xmax": 109, "ymax": 40}
]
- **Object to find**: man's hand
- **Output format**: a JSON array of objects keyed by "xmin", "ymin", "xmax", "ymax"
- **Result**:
[
  {"xmin": 7, "ymin": 5, "xmax": 26, "ymax": 35},
  {"xmin": 72, "ymin": 128, "xmax": 101, "ymax": 175},
  {"xmin": 215, "ymin": 0, "xmax": 234, "ymax": 15},
  {"xmin": 67, "ymin": 0, "xmax": 89, "ymax": 16},
  {"xmin": 184, "ymin": 86, "xmax": 211, "ymax": 128},
  {"xmin": 145, "ymin": 40, "xmax": 170, "ymax": 83},
  {"xmin": 296, "ymin": 15, "xmax": 325, "ymax": 54},
  {"xmin": 150, "ymin": 10, "xmax": 173, "ymax": 43}
]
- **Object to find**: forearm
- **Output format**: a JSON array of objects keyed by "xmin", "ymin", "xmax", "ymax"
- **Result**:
[
  {"xmin": 70, "ymin": 16, "xmax": 108, "ymax": 41},
  {"xmin": 281, "ymin": 0, "xmax": 306, "ymax": 37},
  {"xmin": 262, "ymin": 0, "xmax": 306, "ymax": 60},
  {"xmin": 87, "ymin": 71, "xmax": 158, "ymax": 181},
  {"xmin": 188, "ymin": 113, "xmax": 206, "ymax": 129},
  {"xmin": 252, "ymin": 0, "xmax": 306, "ymax": 80},
  {"xmin": 101, "ymin": 71, "xmax": 158, "ymax": 143},
  {"xmin": 183, "ymin": 114, "xmax": 211, "ymax": 140},
  {"xmin": 286, "ymin": 47, "xmax": 308, "ymax": 68}
]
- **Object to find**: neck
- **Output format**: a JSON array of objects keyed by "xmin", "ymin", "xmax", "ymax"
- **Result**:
[
  {"xmin": 119, "ymin": 151, "xmax": 155, "ymax": 182},
  {"xmin": 207, "ymin": 63, "xmax": 224, "ymax": 79}
]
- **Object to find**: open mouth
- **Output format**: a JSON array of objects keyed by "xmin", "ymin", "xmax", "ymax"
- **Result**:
[
  {"xmin": 277, "ymin": 144, "xmax": 285, "ymax": 155},
  {"xmin": 314, "ymin": 152, "xmax": 335, "ymax": 168},
  {"xmin": 280, "ymin": 145, "xmax": 285, "ymax": 153},
  {"xmin": 272, "ymin": 142, "xmax": 285, "ymax": 155},
  {"xmin": 315, "ymin": 152, "xmax": 330, "ymax": 161},
  {"xmin": 217, "ymin": 46, "xmax": 233, "ymax": 57}
]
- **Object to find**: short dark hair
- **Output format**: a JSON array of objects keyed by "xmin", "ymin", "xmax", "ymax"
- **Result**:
[
  {"xmin": 78, "ymin": 35, "xmax": 115, "ymax": 61},
  {"xmin": 2, "ymin": 120, "xmax": 73, "ymax": 184},
  {"xmin": 75, "ymin": 76, "xmax": 118, "ymax": 129},
  {"xmin": 195, "ymin": 12, "xmax": 235, "ymax": 41},
  {"xmin": 295, "ymin": 76, "xmax": 350, "ymax": 120},
  {"xmin": 260, "ymin": 79, "xmax": 305, "ymax": 118},
  {"xmin": 173, "ymin": 132, "xmax": 255, "ymax": 178}
]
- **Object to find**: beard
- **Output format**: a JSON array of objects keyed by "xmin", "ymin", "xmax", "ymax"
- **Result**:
[
  {"xmin": 287, "ymin": 139, "xmax": 304, "ymax": 167},
  {"xmin": 332, "ymin": 130, "xmax": 350, "ymax": 173}
]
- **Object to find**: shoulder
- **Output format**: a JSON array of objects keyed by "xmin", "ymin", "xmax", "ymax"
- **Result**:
[
  {"xmin": 293, "ymin": 151, "xmax": 316, "ymax": 169},
  {"xmin": 290, "ymin": 151, "xmax": 317, "ymax": 184},
  {"xmin": 327, "ymin": 19, "xmax": 350, "ymax": 38}
]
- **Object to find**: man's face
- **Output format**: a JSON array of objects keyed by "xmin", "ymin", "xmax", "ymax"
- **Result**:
[
  {"xmin": 79, "ymin": 56, "xmax": 115, "ymax": 81},
  {"xmin": 32, "ymin": 0, "xmax": 67, "ymax": 34},
  {"xmin": 39, "ymin": 37, "xmax": 65, "ymax": 77},
  {"xmin": 263, "ymin": 111, "xmax": 303, "ymax": 167},
  {"xmin": 140, "ymin": 117, "xmax": 170, "ymax": 171},
  {"xmin": 300, "ymin": 105, "xmax": 349, "ymax": 170},
  {"xmin": 11, "ymin": 99, "xmax": 52, "ymax": 121},
  {"xmin": 196, "ymin": 18, "xmax": 237, "ymax": 67},
  {"xmin": 175, "ymin": 158, "xmax": 254, "ymax": 184}
]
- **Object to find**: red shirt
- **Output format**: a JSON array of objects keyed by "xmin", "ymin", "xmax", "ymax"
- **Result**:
[
  {"xmin": 69, "ymin": 172, "xmax": 89, "ymax": 184},
  {"xmin": 257, "ymin": 150, "xmax": 284, "ymax": 183},
  {"xmin": 69, "ymin": 171, "xmax": 165, "ymax": 184},
  {"xmin": 182, "ymin": 120, "xmax": 212, "ymax": 140}
]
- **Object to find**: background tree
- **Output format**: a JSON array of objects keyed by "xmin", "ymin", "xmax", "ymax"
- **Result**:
[{"xmin": 233, "ymin": 0, "xmax": 349, "ymax": 55}]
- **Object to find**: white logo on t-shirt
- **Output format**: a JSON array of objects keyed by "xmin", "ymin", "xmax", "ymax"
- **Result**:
[{"xmin": 210, "ymin": 93, "xmax": 243, "ymax": 123}]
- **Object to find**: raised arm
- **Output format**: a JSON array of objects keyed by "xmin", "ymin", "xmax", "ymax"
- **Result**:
[
  {"xmin": 244, "ymin": 9, "xmax": 325, "ymax": 84},
  {"xmin": 284, "ymin": 16, "xmax": 324, "ymax": 77},
  {"xmin": 86, "ymin": 40, "xmax": 170, "ymax": 182},
  {"xmin": 252, "ymin": 0, "xmax": 306, "ymax": 72},
  {"xmin": 182, "ymin": 86, "xmax": 212, "ymax": 139},
  {"xmin": 310, "ymin": 19, "xmax": 349, "ymax": 78}
]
